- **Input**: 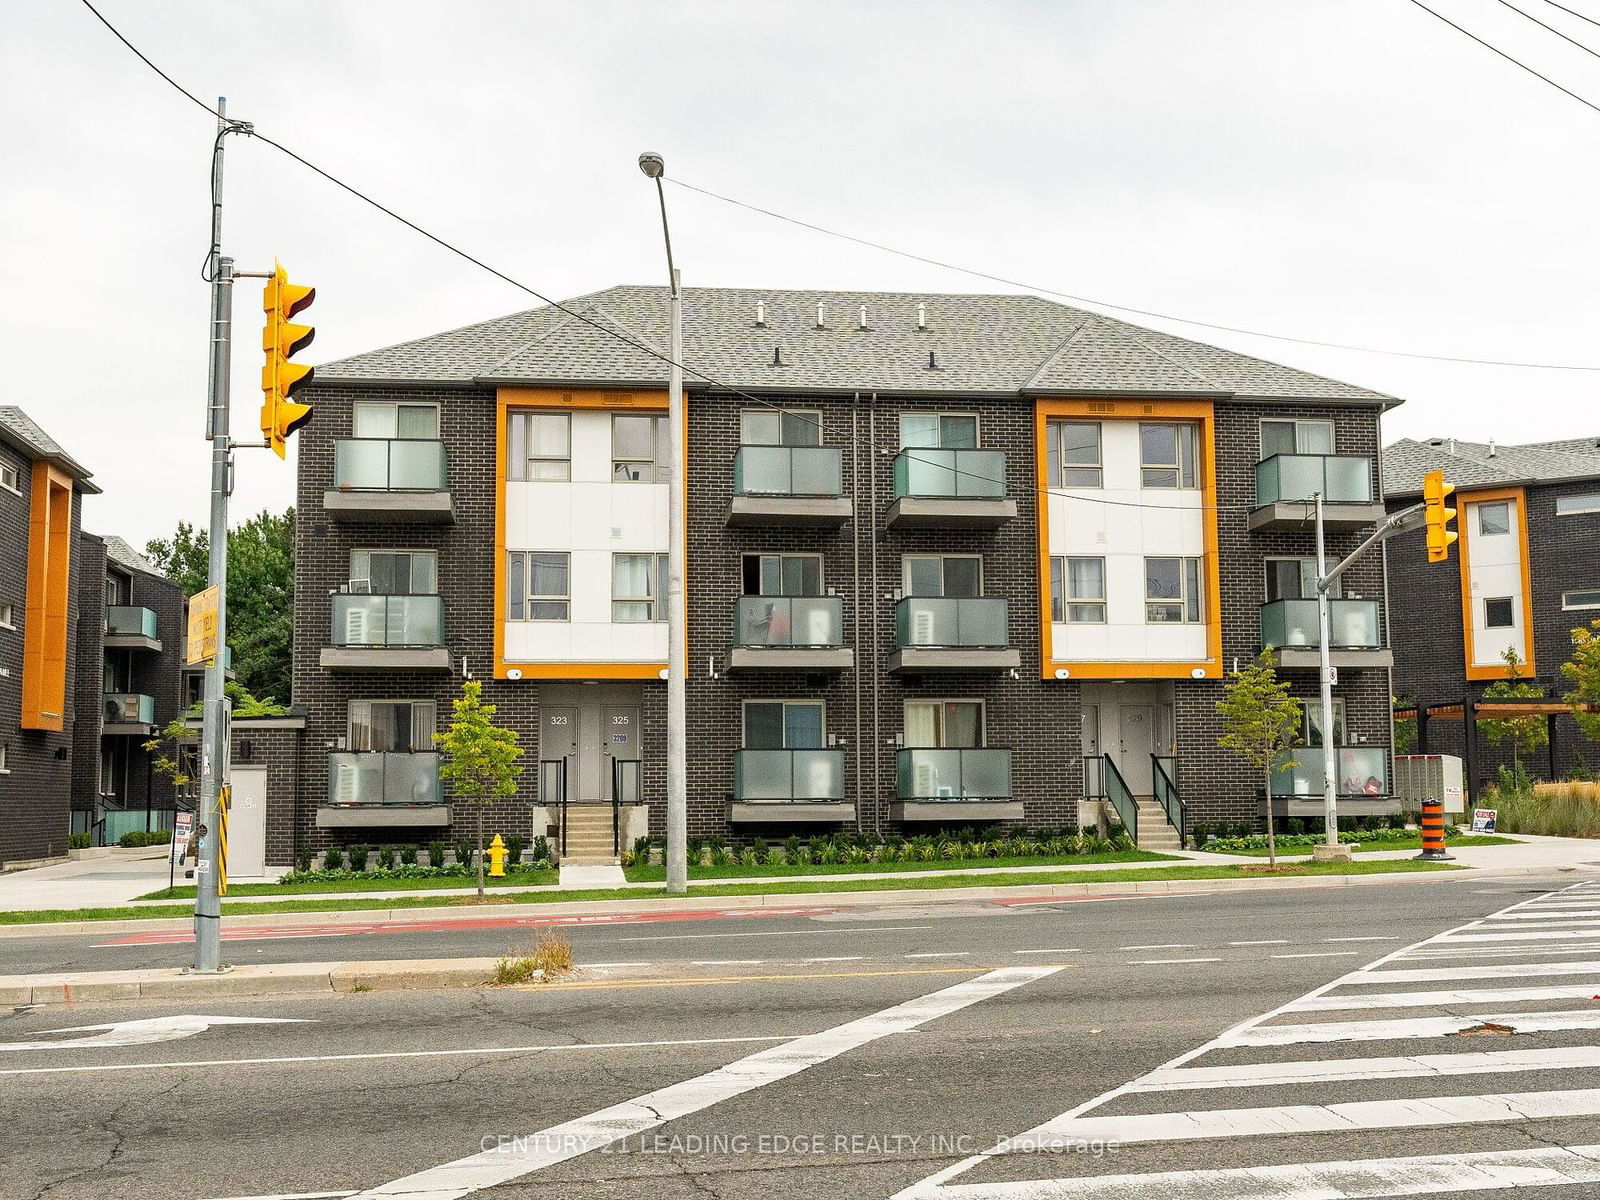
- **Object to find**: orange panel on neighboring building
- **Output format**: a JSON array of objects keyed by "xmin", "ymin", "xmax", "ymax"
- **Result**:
[{"xmin": 21, "ymin": 462, "xmax": 73, "ymax": 730}]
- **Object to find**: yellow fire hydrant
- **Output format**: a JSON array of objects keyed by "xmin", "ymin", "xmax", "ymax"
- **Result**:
[{"xmin": 487, "ymin": 834, "xmax": 508, "ymax": 878}]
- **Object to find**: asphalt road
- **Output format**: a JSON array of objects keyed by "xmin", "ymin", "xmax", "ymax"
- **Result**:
[{"xmin": 4, "ymin": 872, "xmax": 1599, "ymax": 1199}]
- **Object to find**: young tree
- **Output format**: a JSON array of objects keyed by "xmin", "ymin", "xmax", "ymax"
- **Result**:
[
  {"xmin": 435, "ymin": 680, "xmax": 524, "ymax": 898},
  {"xmin": 1563, "ymin": 618, "xmax": 1600, "ymax": 743},
  {"xmin": 1481, "ymin": 648, "xmax": 1547, "ymax": 784},
  {"xmin": 1216, "ymin": 648, "xmax": 1303, "ymax": 867}
]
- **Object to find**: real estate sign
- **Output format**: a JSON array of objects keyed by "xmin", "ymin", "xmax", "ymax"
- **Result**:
[{"xmin": 1472, "ymin": 808, "xmax": 1498, "ymax": 834}]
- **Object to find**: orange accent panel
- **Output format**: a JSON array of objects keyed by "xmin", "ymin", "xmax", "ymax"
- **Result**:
[
  {"xmin": 1033, "ymin": 397, "xmax": 1222, "ymax": 681},
  {"xmin": 21, "ymin": 463, "xmax": 73, "ymax": 730},
  {"xmin": 498, "ymin": 387, "xmax": 667, "ymax": 411},
  {"xmin": 1457, "ymin": 485, "xmax": 1536, "ymax": 682}
]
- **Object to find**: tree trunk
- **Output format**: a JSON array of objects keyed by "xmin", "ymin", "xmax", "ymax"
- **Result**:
[
  {"xmin": 476, "ymin": 802, "xmax": 485, "ymax": 898},
  {"xmin": 1263, "ymin": 769, "xmax": 1277, "ymax": 868}
]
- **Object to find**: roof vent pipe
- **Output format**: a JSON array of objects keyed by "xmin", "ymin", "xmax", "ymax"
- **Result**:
[
  {"xmin": 816, "ymin": 301, "xmax": 825, "ymax": 328},
  {"xmin": 1449, "ymin": 438, "xmax": 1456, "ymax": 456},
  {"xmin": 1487, "ymin": 438, "xmax": 1497, "ymax": 458},
  {"xmin": 859, "ymin": 305, "xmax": 868, "ymax": 330},
  {"xmin": 772, "ymin": 346, "xmax": 784, "ymax": 367},
  {"xmin": 755, "ymin": 300, "xmax": 766, "ymax": 327},
  {"xmin": 917, "ymin": 302, "xmax": 927, "ymax": 331},
  {"xmin": 927, "ymin": 350, "xmax": 938, "ymax": 370}
]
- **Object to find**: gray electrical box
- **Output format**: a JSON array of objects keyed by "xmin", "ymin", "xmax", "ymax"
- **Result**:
[{"xmin": 1392, "ymin": 754, "xmax": 1465, "ymax": 817}]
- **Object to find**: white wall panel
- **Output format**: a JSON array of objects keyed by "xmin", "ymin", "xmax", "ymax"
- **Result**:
[{"xmin": 1464, "ymin": 496, "xmax": 1525, "ymax": 668}]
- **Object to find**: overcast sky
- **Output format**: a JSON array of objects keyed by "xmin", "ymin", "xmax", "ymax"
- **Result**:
[{"xmin": 5, "ymin": 0, "xmax": 1598, "ymax": 547}]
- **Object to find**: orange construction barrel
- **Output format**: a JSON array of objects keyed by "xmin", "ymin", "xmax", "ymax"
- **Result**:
[{"xmin": 1414, "ymin": 797, "xmax": 1453, "ymax": 861}]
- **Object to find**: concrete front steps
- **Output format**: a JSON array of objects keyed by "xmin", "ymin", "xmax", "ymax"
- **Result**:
[
  {"xmin": 1133, "ymin": 798, "xmax": 1183, "ymax": 851},
  {"xmin": 559, "ymin": 803, "xmax": 620, "ymax": 866}
]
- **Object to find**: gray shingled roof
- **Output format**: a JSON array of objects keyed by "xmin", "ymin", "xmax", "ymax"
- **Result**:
[
  {"xmin": 101, "ymin": 534, "xmax": 167, "ymax": 580},
  {"xmin": 1384, "ymin": 436, "xmax": 1600, "ymax": 497},
  {"xmin": 317, "ymin": 285, "xmax": 1397, "ymax": 404},
  {"xmin": 0, "ymin": 405, "xmax": 98, "ymax": 488}
]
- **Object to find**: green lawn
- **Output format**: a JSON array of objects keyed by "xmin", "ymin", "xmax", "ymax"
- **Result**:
[
  {"xmin": 621, "ymin": 849, "xmax": 1175, "ymax": 882},
  {"xmin": 136, "ymin": 868, "xmax": 558, "ymax": 901},
  {"xmin": 0, "ymin": 859, "xmax": 1461, "ymax": 926},
  {"xmin": 1208, "ymin": 834, "xmax": 1519, "ymax": 857}
]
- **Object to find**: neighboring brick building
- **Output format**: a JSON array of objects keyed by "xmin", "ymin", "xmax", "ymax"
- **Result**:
[
  {"xmin": 0, "ymin": 406, "xmax": 99, "ymax": 867},
  {"xmin": 1385, "ymin": 436, "xmax": 1600, "ymax": 792},
  {"xmin": 272, "ymin": 285, "xmax": 1402, "ymax": 864}
]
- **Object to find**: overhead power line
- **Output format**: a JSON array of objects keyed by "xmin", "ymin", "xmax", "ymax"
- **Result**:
[
  {"xmin": 1495, "ymin": 0, "xmax": 1600, "ymax": 60},
  {"xmin": 1405, "ymin": 0, "xmax": 1600, "ymax": 117},
  {"xmin": 1539, "ymin": 0, "xmax": 1600, "ymax": 31}
]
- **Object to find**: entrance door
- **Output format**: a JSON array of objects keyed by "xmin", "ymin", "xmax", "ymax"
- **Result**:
[
  {"xmin": 543, "ymin": 708, "xmax": 578, "ymax": 804},
  {"xmin": 603, "ymin": 706, "xmax": 641, "ymax": 802},
  {"xmin": 1081, "ymin": 704, "xmax": 1102, "ymax": 798},
  {"xmin": 1118, "ymin": 704, "xmax": 1156, "ymax": 795},
  {"xmin": 228, "ymin": 766, "xmax": 267, "ymax": 879}
]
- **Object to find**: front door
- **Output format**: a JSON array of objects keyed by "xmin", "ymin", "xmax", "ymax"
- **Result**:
[
  {"xmin": 1118, "ymin": 704, "xmax": 1156, "ymax": 795},
  {"xmin": 543, "ymin": 707, "xmax": 579, "ymax": 804},
  {"xmin": 604, "ymin": 706, "xmax": 641, "ymax": 802}
]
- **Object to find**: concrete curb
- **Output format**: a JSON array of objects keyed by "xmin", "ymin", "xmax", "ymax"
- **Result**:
[{"xmin": 2, "ymin": 860, "xmax": 1593, "ymax": 941}]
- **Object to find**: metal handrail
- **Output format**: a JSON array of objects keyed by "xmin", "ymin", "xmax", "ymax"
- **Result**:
[
  {"xmin": 610, "ymin": 759, "xmax": 641, "ymax": 856},
  {"xmin": 1101, "ymin": 754, "xmax": 1139, "ymax": 842},
  {"xmin": 539, "ymin": 759, "xmax": 568, "ymax": 857},
  {"xmin": 1151, "ymin": 754, "xmax": 1185, "ymax": 845}
]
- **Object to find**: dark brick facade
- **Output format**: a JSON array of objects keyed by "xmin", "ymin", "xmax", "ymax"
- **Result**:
[{"xmin": 70, "ymin": 533, "xmax": 107, "ymax": 816}]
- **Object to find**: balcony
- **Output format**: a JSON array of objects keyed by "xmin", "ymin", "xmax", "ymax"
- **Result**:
[
  {"xmin": 321, "ymin": 595, "xmax": 451, "ymax": 671},
  {"xmin": 1250, "ymin": 454, "xmax": 1383, "ymax": 531},
  {"xmin": 321, "ymin": 751, "xmax": 448, "ymax": 828},
  {"xmin": 727, "ymin": 446, "xmax": 851, "ymax": 527},
  {"xmin": 324, "ymin": 438, "xmax": 453, "ymax": 524},
  {"xmin": 730, "ymin": 748, "xmax": 853, "ymax": 823},
  {"xmin": 887, "ymin": 597, "xmax": 1020, "ymax": 673},
  {"xmin": 1269, "ymin": 746, "xmax": 1394, "ymax": 817},
  {"xmin": 728, "ymin": 596, "xmax": 853, "ymax": 671},
  {"xmin": 103, "ymin": 692, "xmax": 155, "ymax": 734},
  {"xmin": 886, "ymin": 448, "xmax": 1016, "ymax": 529},
  {"xmin": 104, "ymin": 606, "xmax": 161, "ymax": 652},
  {"xmin": 892, "ymin": 747, "xmax": 1020, "ymax": 821},
  {"xmin": 1260, "ymin": 598, "xmax": 1392, "ymax": 669}
]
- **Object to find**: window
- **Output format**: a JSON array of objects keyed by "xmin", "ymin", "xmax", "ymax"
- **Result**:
[
  {"xmin": 741, "ymin": 409, "xmax": 820, "ymax": 446},
  {"xmin": 1264, "ymin": 558, "xmax": 1339, "ymax": 602},
  {"xmin": 347, "ymin": 700, "xmax": 435, "ymax": 752},
  {"xmin": 104, "ymin": 573, "xmax": 128, "ymax": 608},
  {"xmin": 507, "ymin": 552, "xmax": 570, "ymax": 621},
  {"xmin": 354, "ymin": 401, "xmax": 438, "ymax": 440},
  {"xmin": 507, "ymin": 412, "xmax": 571, "ymax": 481},
  {"xmin": 99, "ymin": 743, "xmax": 116, "ymax": 797},
  {"xmin": 1477, "ymin": 501, "xmax": 1511, "ymax": 536},
  {"xmin": 612, "ymin": 552, "xmax": 668, "ymax": 621},
  {"xmin": 742, "ymin": 554, "xmax": 822, "ymax": 596},
  {"xmin": 1045, "ymin": 421, "xmax": 1102, "ymax": 488},
  {"xmin": 1145, "ymin": 556, "xmax": 1203, "ymax": 623},
  {"xmin": 903, "ymin": 555, "xmax": 981, "ymax": 597},
  {"xmin": 612, "ymin": 414, "xmax": 670, "ymax": 482},
  {"xmin": 350, "ymin": 550, "xmax": 437, "ymax": 595},
  {"xmin": 1050, "ymin": 556, "xmax": 1105, "ymax": 622},
  {"xmin": 1556, "ymin": 493, "xmax": 1600, "ymax": 516},
  {"xmin": 904, "ymin": 700, "xmax": 983, "ymax": 748},
  {"xmin": 1305, "ymin": 699, "xmax": 1346, "ymax": 747},
  {"xmin": 184, "ymin": 670, "xmax": 204, "ymax": 709},
  {"xmin": 0, "ymin": 462, "xmax": 17, "ymax": 492},
  {"xmin": 1563, "ymin": 589, "xmax": 1600, "ymax": 611},
  {"xmin": 899, "ymin": 413, "xmax": 978, "ymax": 449},
  {"xmin": 1139, "ymin": 423, "xmax": 1198, "ymax": 488},
  {"xmin": 0, "ymin": 602, "xmax": 12, "ymax": 628},
  {"xmin": 743, "ymin": 701, "xmax": 824, "ymax": 749},
  {"xmin": 1261, "ymin": 419, "xmax": 1334, "ymax": 457},
  {"xmin": 1484, "ymin": 597, "xmax": 1515, "ymax": 628}
]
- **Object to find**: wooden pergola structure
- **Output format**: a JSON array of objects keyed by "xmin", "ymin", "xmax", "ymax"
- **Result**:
[{"xmin": 1393, "ymin": 696, "xmax": 1597, "ymax": 806}]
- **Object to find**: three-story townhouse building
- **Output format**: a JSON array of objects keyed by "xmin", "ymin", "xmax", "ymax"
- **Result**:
[{"xmin": 280, "ymin": 286, "xmax": 1400, "ymax": 864}]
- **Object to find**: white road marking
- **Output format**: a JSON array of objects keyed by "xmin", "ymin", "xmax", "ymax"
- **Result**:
[
  {"xmin": 1222, "ymin": 1009, "xmax": 1600, "ymax": 1046},
  {"xmin": 689, "ymin": 959, "xmax": 764, "ymax": 966},
  {"xmin": 901, "ymin": 1143, "xmax": 1600, "ymax": 1199},
  {"xmin": 201, "ymin": 1192, "xmax": 358, "ymax": 1200},
  {"xmin": 1346, "ymin": 958, "xmax": 1600, "ymax": 983},
  {"xmin": 1270, "ymin": 951, "xmax": 1361, "ymax": 959},
  {"xmin": 0, "ymin": 1035, "xmax": 796, "ymax": 1078},
  {"xmin": 1479, "ymin": 910, "xmax": 1600, "ymax": 921},
  {"xmin": 0, "ymin": 1014, "xmax": 311, "ymax": 1053},
  {"xmin": 1288, "ymin": 982, "xmax": 1600, "ymax": 1011},
  {"xmin": 1132, "ymin": 1045, "xmax": 1600, "ymax": 1091},
  {"xmin": 582, "ymin": 961, "xmax": 652, "ymax": 968},
  {"xmin": 1130, "ymin": 958, "xmax": 1221, "ymax": 965},
  {"xmin": 1399, "ymin": 942, "xmax": 1600, "ymax": 960},
  {"xmin": 1321, "ymin": 935, "xmax": 1398, "ymax": 942},
  {"xmin": 1229, "ymin": 939, "xmax": 1289, "ymax": 945},
  {"xmin": 905, "ymin": 952, "xmax": 971, "ymax": 959},
  {"xmin": 346, "ymin": 966, "xmax": 1061, "ymax": 1200},
  {"xmin": 802, "ymin": 956, "xmax": 864, "ymax": 963},
  {"xmin": 1120, "ymin": 943, "xmax": 1193, "ymax": 950},
  {"xmin": 1013, "ymin": 949, "xmax": 1081, "ymax": 955},
  {"xmin": 1008, "ymin": 1086, "xmax": 1600, "ymax": 1147},
  {"xmin": 1437, "ymin": 928, "xmax": 1600, "ymax": 943},
  {"xmin": 615, "ymin": 925, "xmax": 930, "ymax": 942}
]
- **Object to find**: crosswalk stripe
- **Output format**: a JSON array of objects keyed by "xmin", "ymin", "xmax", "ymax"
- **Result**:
[
  {"xmin": 1344, "ymin": 958, "xmax": 1600, "ymax": 983},
  {"xmin": 902, "ymin": 1143, "xmax": 1600, "ymax": 1199},
  {"xmin": 1286, "ymin": 982, "xmax": 1600, "ymax": 1011},
  {"xmin": 1399, "ymin": 942, "xmax": 1600, "ymax": 960},
  {"xmin": 1131, "ymin": 1044, "xmax": 1600, "ymax": 1091},
  {"xmin": 1478, "ymin": 910, "xmax": 1600, "ymax": 921},
  {"xmin": 1434, "ymin": 928, "xmax": 1600, "ymax": 943},
  {"xmin": 1220, "ymin": 1008, "xmax": 1600, "ymax": 1045},
  {"xmin": 1018, "ymin": 1087, "xmax": 1600, "ymax": 1147}
]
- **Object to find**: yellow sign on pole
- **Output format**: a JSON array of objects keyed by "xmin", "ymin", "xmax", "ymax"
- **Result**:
[
  {"xmin": 186, "ymin": 586, "xmax": 221, "ymax": 666},
  {"xmin": 217, "ymin": 784, "xmax": 230, "ymax": 897}
]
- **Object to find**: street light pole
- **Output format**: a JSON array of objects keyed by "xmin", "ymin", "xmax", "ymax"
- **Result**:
[
  {"xmin": 1313, "ymin": 492, "xmax": 1351, "ymax": 862},
  {"xmin": 638, "ymin": 152, "xmax": 688, "ymax": 895}
]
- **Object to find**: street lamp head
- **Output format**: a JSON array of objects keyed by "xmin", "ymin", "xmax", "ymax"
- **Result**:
[{"xmin": 637, "ymin": 151, "xmax": 666, "ymax": 179}]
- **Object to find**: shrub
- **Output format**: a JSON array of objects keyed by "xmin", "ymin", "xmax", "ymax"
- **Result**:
[
  {"xmin": 347, "ymin": 843, "xmax": 370, "ymax": 872},
  {"xmin": 295, "ymin": 846, "xmax": 313, "ymax": 874},
  {"xmin": 752, "ymin": 838, "xmax": 769, "ymax": 864},
  {"xmin": 375, "ymin": 845, "xmax": 395, "ymax": 871},
  {"xmin": 1493, "ymin": 782, "xmax": 1600, "ymax": 838},
  {"xmin": 455, "ymin": 837, "xmax": 475, "ymax": 868},
  {"xmin": 117, "ymin": 830, "xmax": 173, "ymax": 848},
  {"xmin": 427, "ymin": 839, "xmax": 447, "ymax": 868},
  {"xmin": 399, "ymin": 845, "xmax": 418, "ymax": 867},
  {"xmin": 491, "ymin": 929, "xmax": 574, "ymax": 985},
  {"xmin": 532, "ymin": 835, "xmax": 551, "ymax": 865},
  {"xmin": 741, "ymin": 847, "xmax": 760, "ymax": 868},
  {"xmin": 504, "ymin": 835, "xmax": 523, "ymax": 866},
  {"xmin": 68, "ymin": 832, "xmax": 92, "ymax": 850},
  {"xmin": 322, "ymin": 846, "xmax": 343, "ymax": 871}
]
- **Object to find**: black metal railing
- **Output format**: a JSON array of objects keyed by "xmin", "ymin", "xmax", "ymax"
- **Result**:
[
  {"xmin": 1152, "ymin": 754, "xmax": 1185, "ymax": 846},
  {"xmin": 540, "ymin": 759, "xmax": 568, "ymax": 857},
  {"xmin": 612, "ymin": 759, "xmax": 641, "ymax": 856}
]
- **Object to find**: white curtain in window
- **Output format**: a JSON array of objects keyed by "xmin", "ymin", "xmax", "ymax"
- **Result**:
[{"xmin": 904, "ymin": 702, "xmax": 937, "ymax": 748}]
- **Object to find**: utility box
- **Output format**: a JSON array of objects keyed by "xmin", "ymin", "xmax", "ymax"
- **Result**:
[{"xmin": 1393, "ymin": 754, "xmax": 1465, "ymax": 818}]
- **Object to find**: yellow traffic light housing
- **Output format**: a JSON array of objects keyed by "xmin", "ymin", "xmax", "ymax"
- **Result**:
[
  {"xmin": 261, "ymin": 260, "xmax": 315, "ymax": 459},
  {"xmin": 1422, "ymin": 469, "xmax": 1457, "ymax": 564}
]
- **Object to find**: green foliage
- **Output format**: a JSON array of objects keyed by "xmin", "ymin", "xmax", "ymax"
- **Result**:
[
  {"xmin": 1393, "ymin": 696, "xmax": 1418, "ymax": 755},
  {"xmin": 145, "ymin": 509, "xmax": 295, "ymax": 703},
  {"xmin": 427, "ymin": 839, "xmax": 447, "ymax": 868},
  {"xmin": 375, "ymin": 845, "xmax": 395, "ymax": 871},
  {"xmin": 117, "ymin": 830, "xmax": 173, "ymax": 847},
  {"xmin": 1480, "ymin": 649, "xmax": 1548, "ymax": 768},
  {"xmin": 321, "ymin": 846, "xmax": 343, "ymax": 871},
  {"xmin": 68, "ymin": 832, "xmax": 92, "ymax": 850},
  {"xmin": 532, "ymin": 835, "xmax": 550, "ymax": 865},
  {"xmin": 455, "ymin": 837, "xmax": 475, "ymax": 867},
  {"xmin": 347, "ymin": 843, "xmax": 369, "ymax": 871},
  {"xmin": 506, "ymin": 835, "xmax": 525, "ymax": 866},
  {"xmin": 399, "ymin": 845, "xmax": 418, "ymax": 867},
  {"xmin": 436, "ymin": 680, "xmax": 525, "ymax": 896},
  {"xmin": 1488, "ymin": 781, "xmax": 1600, "ymax": 838},
  {"xmin": 142, "ymin": 718, "xmax": 194, "ymax": 793},
  {"xmin": 1563, "ymin": 618, "xmax": 1600, "ymax": 742},
  {"xmin": 295, "ymin": 846, "xmax": 313, "ymax": 874},
  {"xmin": 1217, "ymin": 648, "xmax": 1302, "ymax": 865}
]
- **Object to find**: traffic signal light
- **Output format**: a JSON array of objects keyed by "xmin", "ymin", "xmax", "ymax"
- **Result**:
[
  {"xmin": 261, "ymin": 261, "xmax": 315, "ymax": 459},
  {"xmin": 1422, "ymin": 469, "xmax": 1457, "ymax": 564}
]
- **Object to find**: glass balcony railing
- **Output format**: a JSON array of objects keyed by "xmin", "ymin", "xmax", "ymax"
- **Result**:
[
  {"xmin": 1254, "ymin": 454, "xmax": 1373, "ymax": 506},
  {"xmin": 896, "ymin": 748, "xmax": 1013, "ymax": 800},
  {"xmin": 333, "ymin": 438, "xmax": 448, "ymax": 492},
  {"xmin": 327, "ymin": 751, "xmax": 442, "ymax": 806},
  {"xmin": 895, "ymin": 597, "xmax": 1009, "ymax": 649},
  {"xmin": 733, "ymin": 748, "xmax": 846, "ymax": 802},
  {"xmin": 734, "ymin": 596, "xmax": 845, "ymax": 649},
  {"xmin": 1271, "ymin": 747, "xmax": 1390, "ymax": 798},
  {"xmin": 103, "ymin": 693, "xmax": 155, "ymax": 725},
  {"xmin": 105, "ymin": 606, "xmax": 158, "ymax": 639},
  {"xmin": 330, "ymin": 594, "xmax": 445, "ymax": 648},
  {"xmin": 731, "ymin": 446, "xmax": 843, "ymax": 497},
  {"xmin": 1260, "ymin": 599, "xmax": 1382, "ymax": 650},
  {"xmin": 892, "ymin": 448, "xmax": 1006, "ymax": 499}
]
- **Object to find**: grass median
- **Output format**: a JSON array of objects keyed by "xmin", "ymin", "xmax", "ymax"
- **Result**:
[
  {"xmin": 0, "ymin": 858, "xmax": 1461, "ymax": 927},
  {"xmin": 1207, "ymin": 834, "xmax": 1519, "ymax": 857},
  {"xmin": 136, "ymin": 868, "xmax": 559, "ymax": 901},
  {"xmin": 622, "ymin": 849, "xmax": 1174, "ymax": 882}
]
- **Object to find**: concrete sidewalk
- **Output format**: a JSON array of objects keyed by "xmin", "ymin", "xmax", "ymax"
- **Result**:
[
  {"xmin": 1249, "ymin": 832, "xmax": 1600, "ymax": 871},
  {"xmin": 0, "ymin": 852, "xmax": 177, "ymax": 912}
]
